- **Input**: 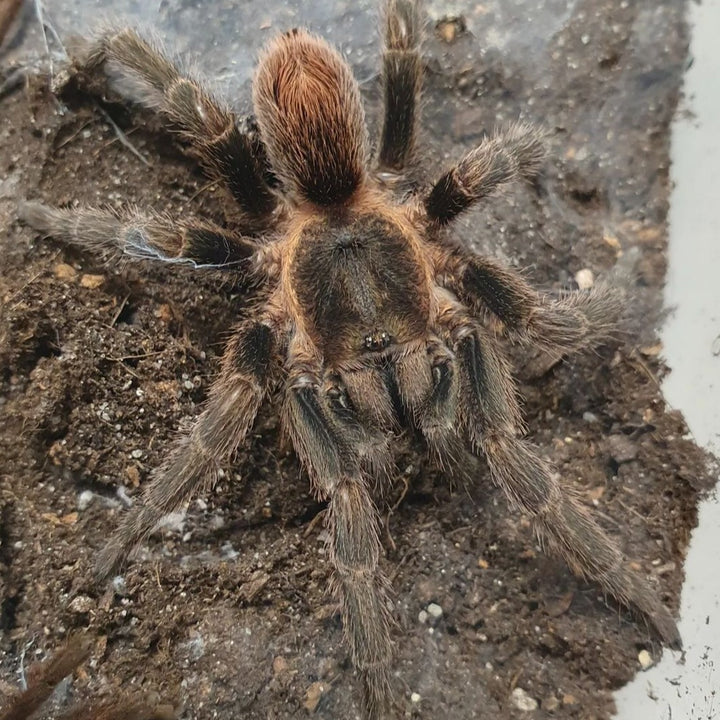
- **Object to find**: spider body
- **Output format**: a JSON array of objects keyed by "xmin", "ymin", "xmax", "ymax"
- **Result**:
[
  {"xmin": 20, "ymin": 1, "xmax": 680, "ymax": 716},
  {"xmin": 290, "ymin": 210, "xmax": 429, "ymax": 364}
]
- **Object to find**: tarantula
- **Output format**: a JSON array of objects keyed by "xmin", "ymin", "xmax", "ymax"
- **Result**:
[{"xmin": 21, "ymin": 0, "xmax": 680, "ymax": 715}]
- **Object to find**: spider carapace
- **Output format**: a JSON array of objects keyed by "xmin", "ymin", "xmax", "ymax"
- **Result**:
[{"xmin": 290, "ymin": 212, "xmax": 430, "ymax": 364}]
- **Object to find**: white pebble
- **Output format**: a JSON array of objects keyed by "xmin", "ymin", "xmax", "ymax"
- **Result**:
[
  {"xmin": 511, "ymin": 687, "xmax": 539, "ymax": 711},
  {"xmin": 575, "ymin": 268, "xmax": 595, "ymax": 290},
  {"xmin": 77, "ymin": 490, "xmax": 94, "ymax": 511},
  {"xmin": 638, "ymin": 649, "xmax": 654, "ymax": 670},
  {"xmin": 418, "ymin": 610, "xmax": 428, "ymax": 624},
  {"xmin": 574, "ymin": 268, "xmax": 595, "ymax": 290},
  {"xmin": 410, "ymin": 692, "xmax": 421, "ymax": 704},
  {"xmin": 427, "ymin": 603, "xmax": 443, "ymax": 619},
  {"xmin": 68, "ymin": 595, "xmax": 94, "ymax": 614}
]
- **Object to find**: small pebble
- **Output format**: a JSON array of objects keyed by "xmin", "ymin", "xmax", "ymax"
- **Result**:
[
  {"xmin": 574, "ymin": 268, "xmax": 594, "ymax": 290},
  {"xmin": 80, "ymin": 273, "xmax": 104, "ymax": 289},
  {"xmin": 68, "ymin": 595, "xmax": 94, "ymax": 614},
  {"xmin": 427, "ymin": 602, "xmax": 443, "ymax": 619},
  {"xmin": 410, "ymin": 692, "xmax": 421, "ymax": 704},
  {"xmin": 607, "ymin": 434, "xmax": 638, "ymax": 464},
  {"xmin": 511, "ymin": 687, "xmax": 539, "ymax": 711},
  {"xmin": 544, "ymin": 695, "xmax": 560, "ymax": 711},
  {"xmin": 435, "ymin": 16, "xmax": 466, "ymax": 43},
  {"xmin": 54, "ymin": 263, "xmax": 77, "ymax": 281},
  {"xmin": 303, "ymin": 681, "xmax": 327, "ymax": 713},
  {"xmin": 77, "ymin": 490, "xmax": 94, "ymax": 511},
  {"xmin": 418, "ymin": 609, "xmax": 428, "ymax": 624},
  {"xmin": 638, "ymin": 649, "xmax": 654, "ymax": 670}
]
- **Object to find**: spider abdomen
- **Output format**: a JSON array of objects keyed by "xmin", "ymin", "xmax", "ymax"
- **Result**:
[{"xmin": 291, "ymin": 213, "xmax": 429, "ymax": 364}]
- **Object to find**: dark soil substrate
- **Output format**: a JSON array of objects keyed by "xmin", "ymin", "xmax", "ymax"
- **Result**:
[{"xmin": 0, "ymin": 1, "xmax": 713, "ymax": 718}]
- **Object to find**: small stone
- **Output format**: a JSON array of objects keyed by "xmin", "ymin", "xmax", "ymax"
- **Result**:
[
  {"xmin": 68, "ymin": 595, "xmax": 94, "ymax": 614},
  {"xmin": 640, "ymin": 342, "xmax": 662, "ymax": 357},
  {"xmin": 543, "ymin": 695, "xmax": 560, "ymax": 711},
  {"xmin": 418, "ymin": 609, "xmax": 428, "ymax": 624},
  {"xmin": 435, "ymin": 16, "xmax": 466, "ymax": 43},
  {"xmin": 273, "ymin": 656, "xmax": 288, "ymax": 675},
  {"xmin": 477, "ymin": 557, "xmax": 489, "ymax": 569},
  {"xmin": 130, "ymin": 449, "xmax": 144, "ymax": 459},
  {"xmin": 607, "ymin": 434, "xmax": 638, "ymax": 464},
  {"xmin": 77, "ymin": 490, "xmax": 94, "ymax": 511},
  {"xmin": 638, "ymin": 649, "xmax": 654, "ymax": 670},
  {"xmin": 80, "ymin": 273, "xmax": 104, "ymax": 289},
  {"xmin": 410, "ymin": 692, "xmax": 421, "ymax": 704},
  {"xmin": 511, "ymin": 687, "xmax": 539, "ymax": 711},
  {"xmin": 303, "ymin": 681, "xmax": 327, "ymax": 712},
  {"xmin": 574, "ymin": 268, "xmax": 594, "ymax": 290},
  {"xmin": 562, "ymin": 694, "xmax": 577, "ymax": 705},
  {"xmin": 54, "ymin": 263, "xmax": 77, "ymax": 281},
  {"xmin": 427, "ymin": 602, "xmax": 443, "ymax": 619},
  {"xmin": 125, "ymin": 465, "xmax": 141, "ymax": 487},
  {"xmin": 154, "ymin": 303, "xmax": 174, "ymax": 324},
  {"xmin": 603, "ymin": 232, "xmax": 622, "ymax": 250}
]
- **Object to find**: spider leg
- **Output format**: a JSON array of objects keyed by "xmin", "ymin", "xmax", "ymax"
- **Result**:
[
  {"xmin": 436, "ymin": 249, "xmax": 621, "ymax": 355},
  {"xmin": 0, "ymin": 635, "xmax": 93, "ymax": 720},
  {"xmin": 95, "ymin": 320, "xmax": 274, "ymax": 580},
  {"xmin": 424, "ymin": 123, "xmax": 545, "ymax": 224},
  {"xmin": 377, "ymin": 0, "xmax": 423, "ymax": 173},
  {"xmin": 19, "ymin": 202, "xmax": 259, "ymax": 269},
  {"xmin": 84, "ymin": 28, "xmax": 276, "ymax": 224},
  {"xmin": 438, "ymin": 309, "xmax": 680, "ymax": 648},
  {"xmin": 283, "ymin": 363, "xmax": 394, "ymax": 715}
]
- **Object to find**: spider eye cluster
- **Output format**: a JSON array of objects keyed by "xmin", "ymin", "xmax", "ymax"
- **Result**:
[{"xmin": 364, "ymin": 331, "xmax": 392, "ymax": 351}]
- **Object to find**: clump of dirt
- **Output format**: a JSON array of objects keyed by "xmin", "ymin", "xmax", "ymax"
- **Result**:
[{"xmin": 0, "ymin": 2, "xmax": 713, "ymax": 719}]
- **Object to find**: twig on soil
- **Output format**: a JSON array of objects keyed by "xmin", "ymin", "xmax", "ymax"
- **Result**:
[
  {"xmin": 108, "ymin": 293, "xmax": 130, "ymax": 327},
  {"xmin": 383, "ymin": 473, "xmax": 411, "ymax": 552},
  {"xmin": 187, "ymin": 179, "xmax": 217, "ymax": 203},
  {"xmin": 302, "ymin": 507, "xmax": 327, "ymax": 538},
  {"xmin": 96, "ymin": 105, "xmax": 151, "ymax": 166},
  {"xmin": 388, "ymin": 550, "xmax": 413, "ymax": 584},
  {"xmin": 628, "ymin": 347, "xmax": 662, "ymax": 389},
  {"xmin": 56, "ymin": 117, "xmax": 95, "ymax": 149},
  {"xmin": 106, "ymin": 351, "xmax": 164, "ymax": 362}
]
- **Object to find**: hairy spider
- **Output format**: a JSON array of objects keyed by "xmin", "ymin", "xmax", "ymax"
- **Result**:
[{"xmin": 20, "ymin": 0, "xmax": 680, "ymax": 715}]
